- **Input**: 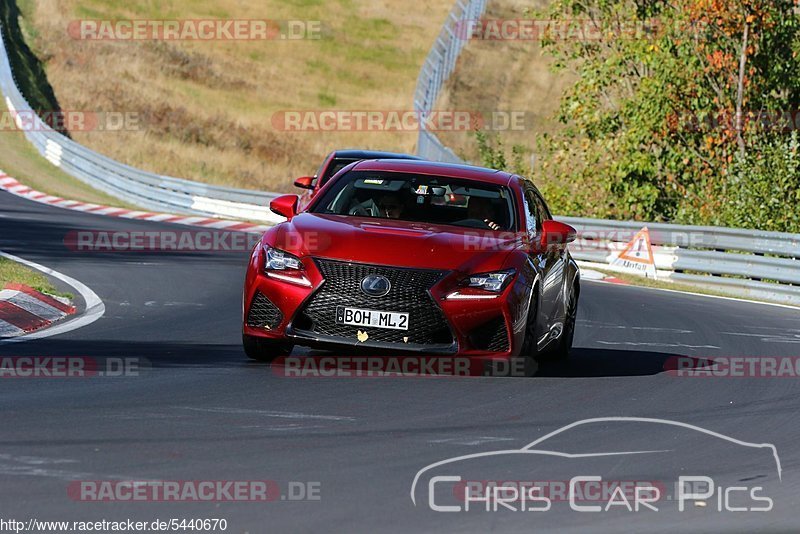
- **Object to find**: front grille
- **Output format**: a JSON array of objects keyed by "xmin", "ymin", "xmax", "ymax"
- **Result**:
[
  {"xmin": 294, "ymin": 259, "xmax": 453, "ymax": 346},
  {"xmin": 470, "ymin": 317, "xmax": 510, "ymax": 352},
  {"xmin": 246, "ymin": 292, "xmax": 283, "ymax": 330}
]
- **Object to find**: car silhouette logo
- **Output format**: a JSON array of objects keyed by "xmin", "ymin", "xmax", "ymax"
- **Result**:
[
  {"xmin": 410, "ymin": 417, "xmax": 783, "ymax": 507},
  {"xmin": 361, "ymin": 275, "xmax": 391, "ymax": 297}
]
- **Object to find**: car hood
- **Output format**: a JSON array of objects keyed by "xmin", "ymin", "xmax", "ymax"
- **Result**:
[{"xmin": 269, "ymin": 213, "xmax": 522, "ymax": 273}]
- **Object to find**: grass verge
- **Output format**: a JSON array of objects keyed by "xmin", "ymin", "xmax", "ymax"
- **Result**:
[
  {"xmin": 0, "ymin": 116, "xmax": 138, "ymax": 208},
  {"xmin": 0, "ymin": 257, "xmax": 72, "ymax": 299}
]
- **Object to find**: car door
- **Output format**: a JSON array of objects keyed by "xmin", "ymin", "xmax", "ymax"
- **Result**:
[
  {"xmin": 523, "ymin": 186, "xmax": 562, "ymax": 331},
  {"xmin": 534, "ymin": 190, "xmax": 567, "ymax": 327},
  {"xmin": 522, "ymin": 187, "xmax": 553, "ymax": 335}
]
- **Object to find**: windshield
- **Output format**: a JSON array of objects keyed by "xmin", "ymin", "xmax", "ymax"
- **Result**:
[{"xmin": 310, "ymin": 171, "xmax": 516, "ymax": 231}]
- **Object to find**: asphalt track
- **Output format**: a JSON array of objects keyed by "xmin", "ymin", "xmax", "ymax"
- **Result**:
[{"xmin": 2, "ymin": 187, "xmax": 800, "ymax": 533}]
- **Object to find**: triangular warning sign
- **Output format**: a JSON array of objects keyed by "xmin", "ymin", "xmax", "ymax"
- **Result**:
[{"xmin": 612, "ymin": 227, "xmax": 657, "ymax": 278}]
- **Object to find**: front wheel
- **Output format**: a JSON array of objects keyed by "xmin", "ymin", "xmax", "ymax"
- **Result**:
[
  {"xmin": 243, "ymin": 334, "xmax": 293, "ymax": 362},
  {"xmin": 519, "ymin": 289, "xmax": 541, "ymax": 361}
]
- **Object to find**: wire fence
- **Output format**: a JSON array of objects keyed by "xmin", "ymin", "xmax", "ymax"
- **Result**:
[{"xmin": 413, "ymin": 0, "xmax": 487, "ymax": 163}]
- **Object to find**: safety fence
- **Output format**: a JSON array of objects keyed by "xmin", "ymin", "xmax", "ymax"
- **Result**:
[
  {"xmin": 562, "ymin": 217, "xmax": 800, "ymax": 306},
  {"xmin": 413, "ymin": 0, "xmax": 487, "ymax": 163}
]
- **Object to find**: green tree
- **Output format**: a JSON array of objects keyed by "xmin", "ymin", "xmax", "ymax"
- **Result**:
[{"xmin": 479, "ymin": 0, "xmax": 800, "ymax": 229}]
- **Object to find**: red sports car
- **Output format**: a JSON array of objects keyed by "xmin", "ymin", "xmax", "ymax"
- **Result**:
[{"xmin": 243, "ymin": 159, "xmax": 579, "ymax": 366}]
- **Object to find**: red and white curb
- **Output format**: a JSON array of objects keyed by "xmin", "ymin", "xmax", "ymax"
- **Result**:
[
  {"xmin": 0, "ymin": 283, "xmax": 75, "ymax": 338},
  {"xmin": 0, "ymin": 174, "xmax": 274, "ymax": 234},
  {"xmin": 0, "ymin": 251, "xmax": 105, "ymax": 344}
]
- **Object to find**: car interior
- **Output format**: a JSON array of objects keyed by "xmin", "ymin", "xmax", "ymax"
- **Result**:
[{"xmin": 314, "ymin": 172, "xmax": 515, "ymax": 231}]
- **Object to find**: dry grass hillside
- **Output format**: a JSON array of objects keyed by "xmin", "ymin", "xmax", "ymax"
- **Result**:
[
  {"xmin": 18, "ymin": 0, "xmax": 453, "ymax": 192},
  {"xmin": 436, "ymin": 0, "xmax": 574, "ymax": 165}
]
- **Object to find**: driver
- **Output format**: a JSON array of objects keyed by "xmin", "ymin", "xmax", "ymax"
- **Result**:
[
  {"xmin": 467, "ymin": 196, "xmax": 501, "ymax": 230},
  {"xmin": 377, "ymin": 194, "xmax": 405, "ymax": 219}
]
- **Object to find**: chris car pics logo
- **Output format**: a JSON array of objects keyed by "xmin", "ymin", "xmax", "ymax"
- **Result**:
[{"xmin": 411, "ymin": 417, "xmax": 780, "ymax": 513}]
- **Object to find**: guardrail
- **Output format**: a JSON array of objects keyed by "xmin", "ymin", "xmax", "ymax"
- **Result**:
[
  {"xmin": 0, "ymin": 21, "xmax": 282, "ymax": 223},
  {"xmin": 562, "ymin": 217, "xmax": 800, "ymax": 306},
  {"xmin": 413, "ymin": 0, "xmax": 485, "ymax": 164}
]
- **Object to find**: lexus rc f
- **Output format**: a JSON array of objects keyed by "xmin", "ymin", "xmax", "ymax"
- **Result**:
[{"xmin": 243, "ymin": 159, "xmax": 579, "ymax": 366}]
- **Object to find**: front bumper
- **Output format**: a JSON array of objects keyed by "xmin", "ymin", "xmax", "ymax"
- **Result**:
[{"xmin": 244, "ymin": 258, "xmax": 523, "ymax": 358}]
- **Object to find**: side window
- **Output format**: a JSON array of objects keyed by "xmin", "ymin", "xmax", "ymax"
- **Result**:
[
  {"xmin": 523, "ymin": 189, "xmax": 540, "ymax": 234},
  {"xmin": 313, "ymin": 161, "xmax": 326, "ymax": 180},
  {"xmin": 314, "ymin": 155, "xmax": 331, "ymax": 180},
  {"xmin": 533, "ymin": 192, "xmax": 551, "ymax": 222}
]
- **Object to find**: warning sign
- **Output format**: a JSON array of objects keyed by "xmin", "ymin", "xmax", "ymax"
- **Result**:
[{"xmin": 612, "ymin": 227, "xmax": 657, "ymax": 279}]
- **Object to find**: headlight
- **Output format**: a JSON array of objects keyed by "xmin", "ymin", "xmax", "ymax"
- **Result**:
[
  {"xmin": 263, "ymin": 246, "xmax": 311, "ymax": 287},
  {"xmin": 265, "ymin": 246, "xmax": 303, "ymax": 271},
  {"xmin": 465, "ymin": 270, "xmax": 516, "ymax": 293},
  {"xmin": 447, "ymin": 269, "xmax": 516, "ymax": 300}
]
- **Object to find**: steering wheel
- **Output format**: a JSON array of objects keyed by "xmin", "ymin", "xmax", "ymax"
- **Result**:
[
  {"xmin": 349, "ymin": 204, "xmax": 372, "ymax": 217},
  {"xmin": 454, "ymin": 218, "xmax": 493, "ymax": 229}
]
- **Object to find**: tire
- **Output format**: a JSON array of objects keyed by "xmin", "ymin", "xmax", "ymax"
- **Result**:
[
  {"xmin": 243, "ymin": 334, "xmax": 293, "ymax": 362},
  {"xmin": 547, "ymin": 283, "xmax": 579, "ymax": 362},
  {"xmin": 519, "ymin": 288, "xmax": 541, "ymax": 362}
]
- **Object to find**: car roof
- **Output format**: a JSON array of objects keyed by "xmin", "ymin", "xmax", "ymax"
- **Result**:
[
  {"xmin": 351, "ymin": 159, "xmax": 514, "ymax": 186},
  {"xmin": 332, "ymin": 149, "xmax": 423, "ymax": 160}
]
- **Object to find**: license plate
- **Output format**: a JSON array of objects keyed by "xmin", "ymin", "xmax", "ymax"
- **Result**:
[{"xmin": 336, "ymin": 306, "xmax": 409, "ymax": 331}]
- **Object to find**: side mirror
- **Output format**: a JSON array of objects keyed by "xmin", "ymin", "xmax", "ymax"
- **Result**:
[
  {"xmin": 270, "ymin": 194, "xmax": 299, "ymax": 220},
  {"xmin": 294, "ymin": 176, "xmax": 315, "ymax": 190},
  {"xmin": 541, "ymin": 220, "xmax": 577, "ymax": 247}
]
